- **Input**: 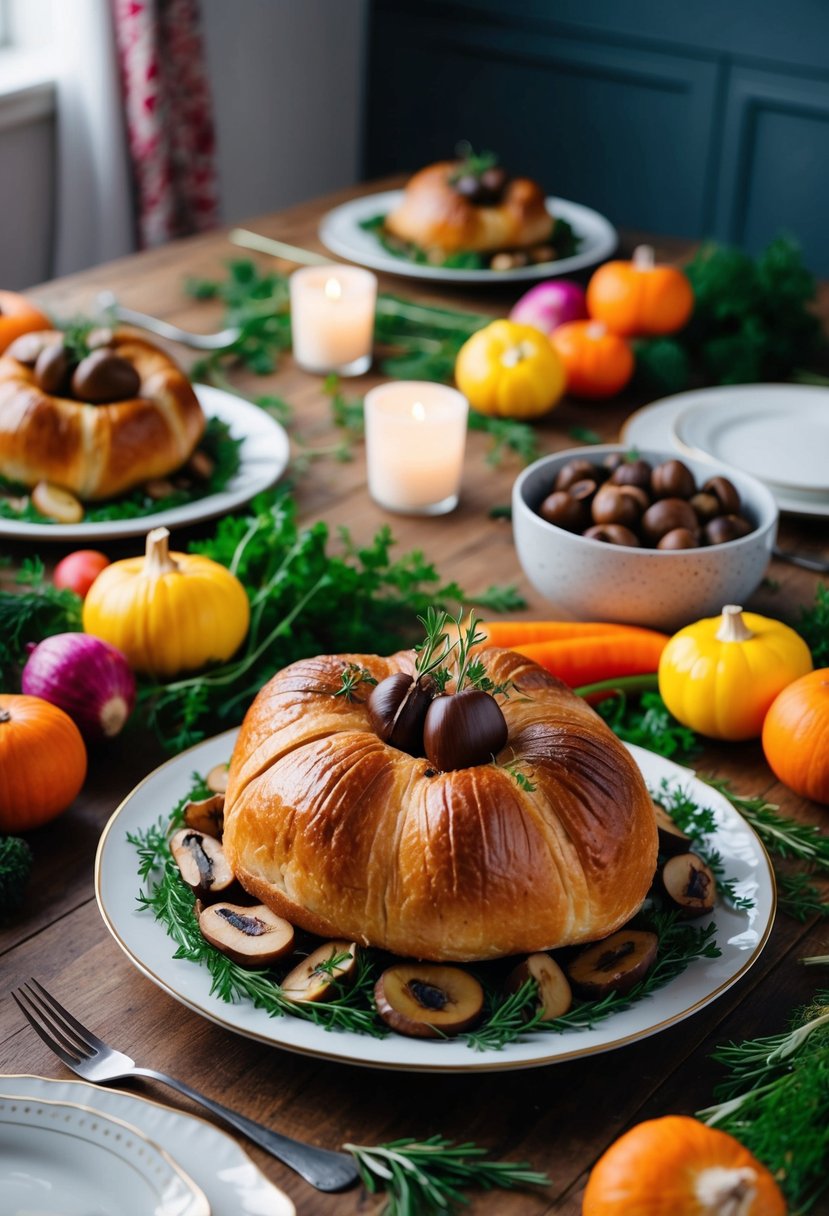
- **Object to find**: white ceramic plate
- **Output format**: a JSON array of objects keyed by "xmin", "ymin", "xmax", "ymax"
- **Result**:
[
  {"xmin": 0, "ymin": 1076, "xmax": 295, "ymax": 1216},
  {"xmin": 0, "ymin": 1091, "xmax": 209, "ymax": 1216},
  {"xmin": 622, "ymin": 386, "xmax": 829, "ymax": 519},
  {"xmin": 95, "ymin": 729, "xmax": 775, "ymax": 1073},
  {"xmin": 0, "ymin": 384, "xmax": 290, "ymax": 542},
  {"xmin": 673, "ymin": 385, "xmax": 829, "ymax": 495},
  {"xmin": 318, "ymin": 189, "xmax": 618, "ymax": 284}
]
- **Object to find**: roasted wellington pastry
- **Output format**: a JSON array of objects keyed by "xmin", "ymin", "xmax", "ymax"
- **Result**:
[{"xmin": 223, "ymin": 647, "xmax": 658, "ymax": 962}]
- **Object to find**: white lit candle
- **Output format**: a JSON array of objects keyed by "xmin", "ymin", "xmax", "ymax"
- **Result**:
[
  {"xmin": 364, "ymin": 381, "xmax": 469, "ymax": 515},
  {"xmin": 290, "ymin": 265, "xmax": 377, "ymax": 376}
]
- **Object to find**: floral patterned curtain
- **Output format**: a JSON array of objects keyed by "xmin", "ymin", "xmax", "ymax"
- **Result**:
[{"xmin": 111, "ymin": 0, "xmax": 220, "ymax": 248}]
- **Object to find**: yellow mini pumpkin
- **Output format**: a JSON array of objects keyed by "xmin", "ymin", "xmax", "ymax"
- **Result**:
[
  {"xmin": 454, "ymin": 319, "xmax": 566, "ymax": 418},
  {"xmin": 582, "ymin": 1115, "xmax": 786, "ymax": 1216},
  {"xmin": 83, "ymin": 526, "xmax": 250, "ymax": 678},
  {"xmin": 658, "ymin": 604, "xmax": 813, "ymax": 740}
]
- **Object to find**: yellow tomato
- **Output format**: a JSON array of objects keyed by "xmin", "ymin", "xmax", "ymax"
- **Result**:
[
  {"xmin": 455, "ymin": 319, "xmax": 566, "ymax": 418},
  {"xmin": 658, "ymin": 604, "xmax": 813, "ymax": 740}
]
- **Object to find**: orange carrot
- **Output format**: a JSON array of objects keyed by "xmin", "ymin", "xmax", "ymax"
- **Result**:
[
  {"xmin": 511, "ymin": 628, "xmax": 669, "ymax": 688},
  {"xmin": 479, "ymin": 620, "xmax": 642, "ymax": 649}
]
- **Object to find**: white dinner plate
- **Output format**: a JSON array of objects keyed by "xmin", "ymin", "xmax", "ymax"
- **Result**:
[
  {"xmin": 0, "ymin": 1092, "xmax": 209, "ymax": 1216},
  {"xmin": 95, "ymin": 729, "xmax": 775, "ymax": 1073},
  {"xmin": 318, "ymin": 189, "xmax": 618, "ymax": 284},
  {"xmin": 673, "ymin": 385, "xmax": 829, "ymax": 495},
  {"xmin": 0, "ymin": 1076, "xmax": 296, "ymax": 1216},
  {"xmin": 0, "ymin": 384, "xmax": 290, "ymax": 542},
  {"xmin": 622, "ymin": 385, "xmax": 829, "ymax": 518}
]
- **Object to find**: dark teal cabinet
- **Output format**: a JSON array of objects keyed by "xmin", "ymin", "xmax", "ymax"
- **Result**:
[{"xmin": 365, "ymin": 2, "xmax": 829, "ymax": 272}]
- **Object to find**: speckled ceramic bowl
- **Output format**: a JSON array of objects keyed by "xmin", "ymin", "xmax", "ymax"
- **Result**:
[{"xmin": 512, "ymin": 445, "xmax": 778, "ymax": 632}]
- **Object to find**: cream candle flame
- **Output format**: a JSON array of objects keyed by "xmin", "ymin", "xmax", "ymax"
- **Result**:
[
  {"xmin": 324, "ymin": 277, "xmax": 342, "ymax": 301},
  {"xmin": 412, "ymin": 401, "xmax": 426, "ymax": 422}
]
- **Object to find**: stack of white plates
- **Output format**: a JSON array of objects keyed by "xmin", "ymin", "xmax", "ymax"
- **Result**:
[
  {"xmin": 0, "ymin": 1075, "xmax": 295, "ymax": 1216},
  {"xmin": 621, "ymin": 384, "xmax": 829, "ymax": 518}
]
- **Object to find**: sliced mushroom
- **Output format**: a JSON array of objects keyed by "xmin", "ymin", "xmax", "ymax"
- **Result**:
[
  {"xmin": 652, "ymin": 799, "xmax": 693, "ymax": 857},
  {"xmin": 206, "ymin": 763, "xmax": 230, "ymax": 795},
  {"xmin": 280, "ymin": 941, "xmax": 360, "ymax": 1003},
  {"xmin": 199, "ymin": 901, "xmax": 295, "ymax": 967},
  {"xmin": 374, "ymin": 963, "xmax": 484, "ymax": 1039},
  {"xmin": 170, "ymin": 827, "xmax": 234, "ymax": 898},
  {"xmin": 506, "ymin": 953, "xmax": 572, "ymax": 1021},
  {"xmin": 183, "ymin": 793, "xmax": 225, "ymax": 838},
  {"xmin": 661, "ymin": 852, "xmax": 717, "ymax": 917},
  {"xmin": 567, "ymin": 930, "xmax": 659, "ymax": 999},
  {"xmin": 31, "ymin": 481, "xmax": 84, "ymax": 524}
]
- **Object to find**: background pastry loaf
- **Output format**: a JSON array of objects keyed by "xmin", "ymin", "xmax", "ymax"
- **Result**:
[
  {"xmin": 0, "ymin": 330, "xmax": 205, "ymax": 500},
  {"xmin": 386, "ymin": 161, "xmax": 554, "ymax": 253},
  {"xmin": 223, "ymin": 647, "xmax": 658, "ymax": 962}
]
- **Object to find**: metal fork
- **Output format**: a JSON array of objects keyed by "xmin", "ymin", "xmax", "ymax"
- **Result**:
[
  {"xmin": 12, "ymin": 979, "xmax": 359, "ymax": 1193},
  {"xmin": 95, "ymin": 291, "xmax": 242, "ymax": 350}
]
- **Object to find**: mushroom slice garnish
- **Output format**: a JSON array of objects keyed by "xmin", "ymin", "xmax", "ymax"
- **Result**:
[
  {"xmin": 374, "ymin": 963, "xmax": 484, "ymax": 1039},
  {"xmin": 198, "ymin": 902, "xmax": 295, "ymax": 967},
  {"xmin": 652, "ymin": 799, "xmax": 693, "ymax": 857},
  {"xmin": 506, "ymin": 952, "xmax": 573, "ymax": 1021},
  {"xmin": 183, "ymin": 793, "xmax": 225, "ymax": 838},
  {"xmin": 661, "ymin": 852, "xmax": 717, "ymax": 917},
  {"xmin": 206, "ymin": 763, "xmax": 230, "ymax": 795},
  {"xmin": 170, "ymin": 827, "xmax": 234, "ymax": 898},
  {"xmin": 280, "ymin": 941, "xmax": 360, "ymax": 1003},
  {"xmin": 567, "ymin": 929, "xmax": 659, "ymax": 999}
]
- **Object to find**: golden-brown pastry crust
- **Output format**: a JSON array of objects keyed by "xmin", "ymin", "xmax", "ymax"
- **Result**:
[
  {"xmin": 223, "ymin": 648, "xmax": 658, "ymax": 962},
  {"xmin": 385, "ymin": 161, "xmax": 554, "ymax": 254},
  {"xmin": 0, "ymin": 330, "xmax": 205, "ymax": 500}
]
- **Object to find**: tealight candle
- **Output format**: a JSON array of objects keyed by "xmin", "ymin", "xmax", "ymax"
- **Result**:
[
  {"xmin": 290, "ymin": 265, "xmax": 377, "ymax": 376},
  {"xmin": 364, "ymin": 381, "xmax": 469, "ymax": 515}
]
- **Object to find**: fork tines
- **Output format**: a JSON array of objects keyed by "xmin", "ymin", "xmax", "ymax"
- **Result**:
[{"xmin": 12, "ymin": 979, "xmax": 100, "ymax": 1067}]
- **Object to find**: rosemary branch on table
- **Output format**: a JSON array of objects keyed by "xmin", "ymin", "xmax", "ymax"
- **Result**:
[
  {"xmin": 343, "ymin": 1135, "xmax": 551, "ymax": 1216},
  {"xmin": 697, "ymin": 988, "xmax": 829, "ymax": 1212}
]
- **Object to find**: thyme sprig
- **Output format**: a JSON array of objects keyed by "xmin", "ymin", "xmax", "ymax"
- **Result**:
[
  {"xmin": 698, "ymin": 991, "xmax": 829, "ymax": 1211},
  {"xmin": 344, "ymin": 1134, "xmax": 551, "ymax": 1216}
]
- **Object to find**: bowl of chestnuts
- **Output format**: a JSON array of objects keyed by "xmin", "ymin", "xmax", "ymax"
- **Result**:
[{"xmin": 512, "ymin": 445, "xmax": 778, "ymax": 631}]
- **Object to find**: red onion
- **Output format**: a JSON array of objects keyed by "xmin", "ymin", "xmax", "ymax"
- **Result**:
[
  {"xmin": 509, "ymin": 280, "xmax": 588, "ymax": 334},
  {"xmin": 22, "ymin": 633, "xmax": 136, "ymax": 742}
]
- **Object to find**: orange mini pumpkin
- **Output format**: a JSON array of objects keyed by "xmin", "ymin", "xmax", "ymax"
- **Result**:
[
  {"xmin": 586, "ymin": 245, "xmax": 694, "ymax": 337},
  {"xmin": 0, "ymin": 289, "xmax": 50, "ymax": 354},
  {"xmin": 550, "ymin": 320, "xmax": 634, "ymax": 398},
  {"xmin": 582, "ymin": 1115, "xmax": 786, "ymax": 1216},
  {"xmin": 762, "ymin": 667, "xmax": 829, "ymax": 804},
  {"xmin": 0, "ymin": 694, "xmax": 87, "ymax": 832}
]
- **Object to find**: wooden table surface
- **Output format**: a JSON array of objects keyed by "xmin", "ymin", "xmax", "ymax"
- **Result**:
[{"xmin": 1, "ymin": 181, "xmax": 828, "ymax": 1214}]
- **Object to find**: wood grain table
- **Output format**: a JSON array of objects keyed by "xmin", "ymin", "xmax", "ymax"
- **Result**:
[{"xmin": 1, "ymin": 181, "xmax": 828, "ymax": 1214}]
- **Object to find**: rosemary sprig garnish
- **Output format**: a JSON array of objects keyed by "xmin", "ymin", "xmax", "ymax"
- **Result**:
[
  {"xmin": 344, "ymin": 1134, "xmax": 551, "ymax": 1216},
  {"xmin": 698, "ymin": 990, "xmax": 829, "ymax": 1211}
]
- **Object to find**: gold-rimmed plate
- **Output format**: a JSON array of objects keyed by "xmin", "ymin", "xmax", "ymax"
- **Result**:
[{"xmin": 95, "ymin": 730, "xmax": 775, "ymax": 1073}]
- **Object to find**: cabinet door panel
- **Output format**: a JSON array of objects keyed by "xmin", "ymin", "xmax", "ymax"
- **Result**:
[
  {"xmin": 366, "ymin": 12, "xmax": 720, "ymax": 236},
  {"xmin": 715, "ymin": 68, "xmax": 829, "ymax": 273}
]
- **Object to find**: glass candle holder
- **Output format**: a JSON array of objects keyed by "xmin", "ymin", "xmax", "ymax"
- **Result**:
[
  {"xmin": 364, "ymin": 381, "xmax": 469, "ymax": 515},
  {"xmin": 289, "ymin": 265, "xmax": 377, "ymax": 376}
]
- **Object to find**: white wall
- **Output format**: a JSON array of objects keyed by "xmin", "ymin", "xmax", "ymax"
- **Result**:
[{"xmin": 0, "ymin": 0, "xmax": 367, "ymax": 289}]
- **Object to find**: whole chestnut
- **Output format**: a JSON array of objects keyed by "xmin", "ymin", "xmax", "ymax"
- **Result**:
[
  {"xmin": 583, "ymin": 524, "xmax": 640, "ymax": 547},
  {"xmin": 704, "ymin": 514, "xmax": 753, "ymax": 545},
  {"xmin": 538, "ymin": 490, "xmax": 590, "ymax": 532},
  {"xmin": 7, "ymin": 332, "xmax": 60, "ymax": 368},
  {"xmin": 657, "ymin": 527, "xmax": 699, "ymax": 550},
  {"xmin": 640, "ymin": 497, "xmax": 699, "ymax": 544},
  {"xmin": 591, "ymin": 484, "xmax": 642, "ymax": 529},
  {"xmin": 35, "ymin": 341, "xmax": 73, "ymax": 395},
  {"xmin": 568, "ymin": 478, "xmax": 599, "ymax": 503},
  {"xmin": 609, "ymin": 458, "xmax": 652, "ymax": 491},
  {"xmin": 423, "ymin": 689, "xmax": 508, "ymax": 772},
  {"xmin": 71, "ymin": 349, "xmax": 141, "ymax": 404},
  {"xmin": 703, "ymin": 476, "xmax": 741, "ymax": 515},
  {"xmin": 651, "ymin": 459, "xmax": 695, "ymax": 500},
  {"xmin": 478, "ymin": 165, "xmax": 508, "ymax": 201},
  {"xmin": 689, "ymin": 491, "xmax": 721, "ymax": 523},
  {"xmin": 554, "ymin": 458, "xmax": 598, "ymax": 492}
]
